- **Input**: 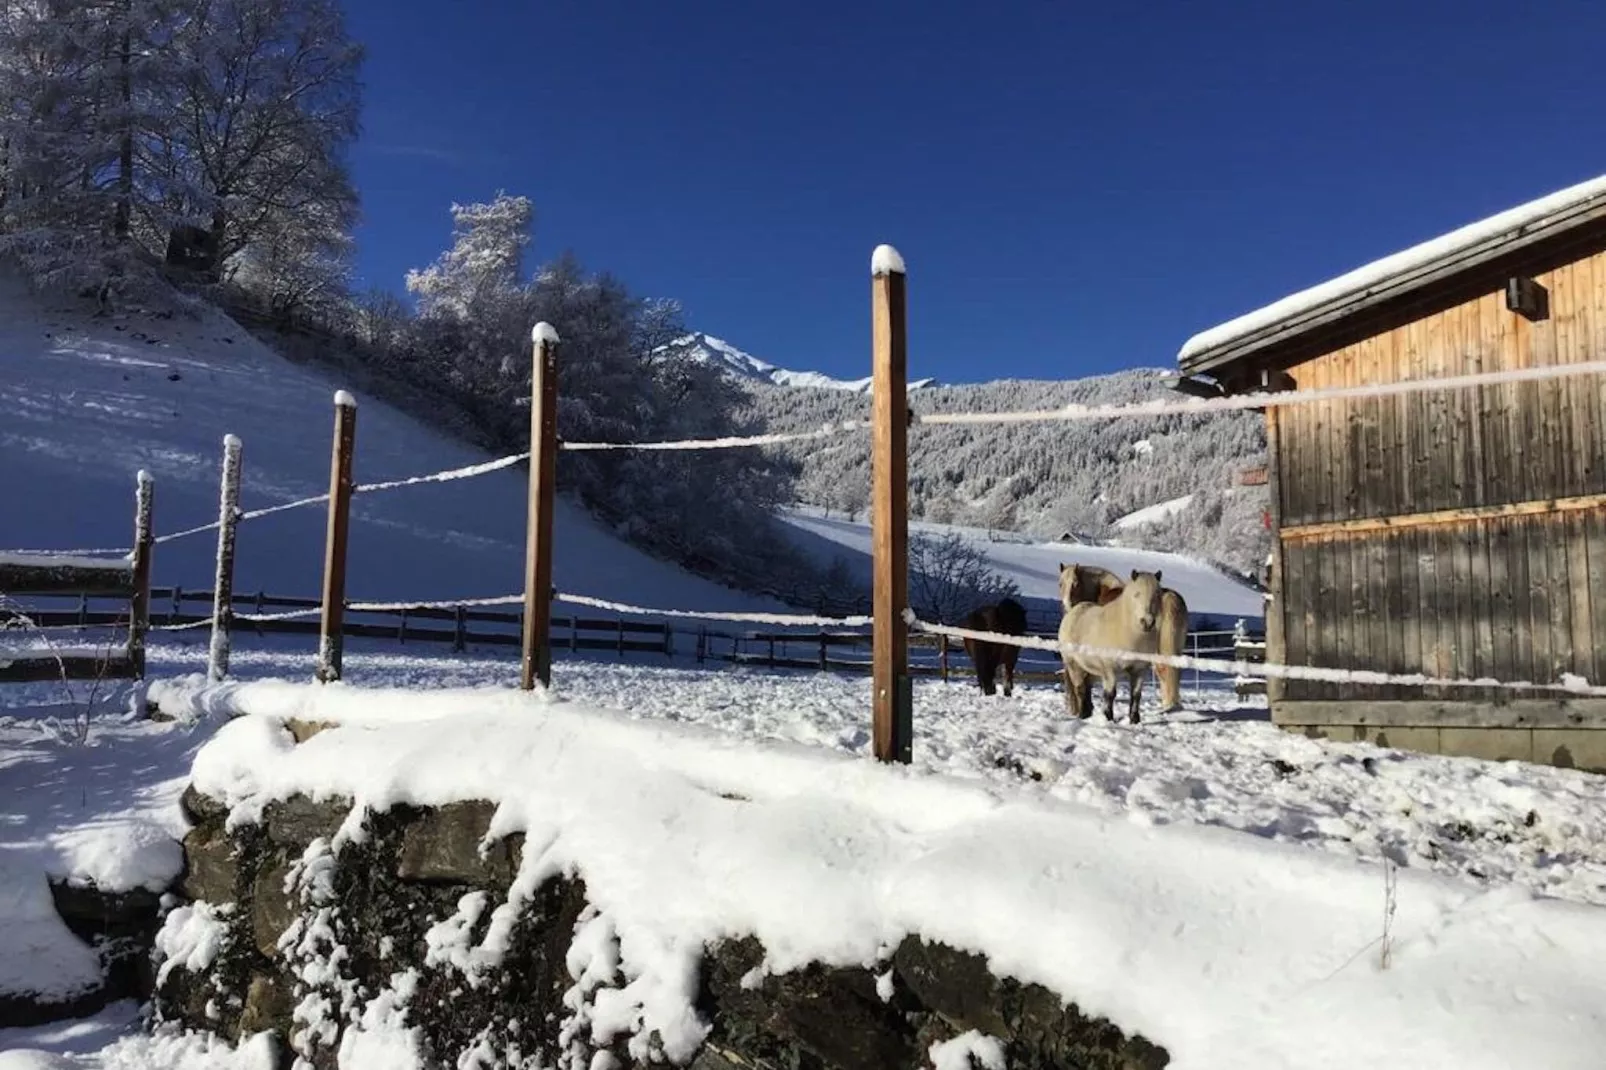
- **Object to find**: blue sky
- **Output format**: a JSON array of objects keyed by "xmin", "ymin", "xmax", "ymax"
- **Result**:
[{"xmin": 342, "ymin": 1, "xmax": 1606, "ymax": 385}]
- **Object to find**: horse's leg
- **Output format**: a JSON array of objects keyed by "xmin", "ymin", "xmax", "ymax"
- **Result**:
[
  {"xmin": 980, "ymin": 646, "xmax": 997, "ymax": 696},
  {"xmin": 1002, "ymin": 647, "xmax": 1017, "ymax": 697},
  {"xmin": 1100, "ymin": 668, "xmax": 1118, "ymax": 721},
  {"xmin": 1128, "ymin": 666, "xmax": 1144, "ymax": 724}
]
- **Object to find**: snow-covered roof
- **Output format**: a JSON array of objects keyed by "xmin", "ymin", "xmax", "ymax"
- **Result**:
[{"xmin": 1177, "ymin": 172, "xmax": 1606, "ymax": 375}]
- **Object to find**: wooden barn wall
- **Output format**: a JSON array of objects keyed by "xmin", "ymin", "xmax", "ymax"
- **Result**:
[
  {"xmin": 1275, "ymin": 248, "xmax": 1606, "ymax": 527},
  {"xmin": 1277, "ymin": 511, "xmax": 1606, "ymax": 703},
  {"xmin": 1269, "ymin": 247, "xmax": 1606, "ymax": 703}
]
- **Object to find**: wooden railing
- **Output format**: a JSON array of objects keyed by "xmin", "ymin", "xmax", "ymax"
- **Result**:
[{"xmin": 3, "ymin": 584, "xmax": 1259, "ymax": 692}]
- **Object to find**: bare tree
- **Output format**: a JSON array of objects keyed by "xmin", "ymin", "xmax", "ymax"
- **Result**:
[{"xmin": 907, "ymin": 530, "xmax": 1019, "ymax": 625}]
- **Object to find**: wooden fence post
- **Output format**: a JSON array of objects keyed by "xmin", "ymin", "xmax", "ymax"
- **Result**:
[
  {"xmin": 127, "ymin": 469, "xmax": 153, "ymax": 679},
  {"xmin": 870, "ymin": 244, "xmax": 912, "ymax": 764},
  {"xmin": 207, "ymin": 433, "xmax": 242, "ymax": 682},
  {"xmin": 316, "ymin": 391, "xmax": 356, "ymax": 683},
  {"xmin": 939, "ymin": 633, "xmax": 949, "ymax": 682},
  {"xmin": 521, "ymin": 323, "xmax": 560, "ymax": 691}
]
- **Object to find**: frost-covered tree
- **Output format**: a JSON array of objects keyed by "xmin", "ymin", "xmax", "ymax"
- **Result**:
[
  {"xmin": 908, "ymin": 531, "xmax": 1019, "ymax": 625},
  {"xmin": 0, "ymin": 0, "xmax": 362, "ymax": 303},
  {"xmin": 155, "ymin": 0, "xmax": 361, "ymax": 275},
  {"xmin": 405, "ymin": 192, "xmax": 533, "ymax": 321}
]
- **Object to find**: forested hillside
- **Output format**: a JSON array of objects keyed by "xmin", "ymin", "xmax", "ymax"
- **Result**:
[{"xmin": 740, "ymin": 370, "xmax": 1273, "ymax": 574}]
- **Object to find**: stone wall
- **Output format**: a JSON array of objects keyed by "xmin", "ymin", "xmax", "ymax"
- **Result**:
[{"xmin": 158, "ymin": 787, "xmax": 1169, "ymax": 1070}]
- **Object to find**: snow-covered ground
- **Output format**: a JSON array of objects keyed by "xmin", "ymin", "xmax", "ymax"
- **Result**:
[
  {"xmin": 777, "ymin": 505, "xmax": 1266, "ymax": 622},
  {"xmin": 5, "ymin": 634, "xmax": 1606, "ymax": 1066},
  {"xmin": 1111, "ymin": 493, "xmax": 1195, "ymax": 531},
  {"xmin": 0, "ymin": 274, "xmax": 785, "ymax": 617}
]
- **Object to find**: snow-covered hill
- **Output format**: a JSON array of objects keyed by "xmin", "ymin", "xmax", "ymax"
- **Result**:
[
  {"xmin": 777, "ymin": 506, "xmax": 1266, "ymax": 624},
  {"xmin": 739, "ymin": 372, "xmax": 1272, "ymax": 575},
  {"xmin": 659, "ymin": 332, "xmax": 937, "ymax": 392},
  {"xmin": 0, "ymin": 276, "xmax": 788, "ymax": 617}
]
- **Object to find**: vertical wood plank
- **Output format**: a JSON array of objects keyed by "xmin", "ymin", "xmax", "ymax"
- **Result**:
[
  {"xmin": 871, "ymin": 246, "xmax": 912, "ymax": 764},
  {"xmin": 521, "ymin": 324, "xmax": 561, "ymax": 691},
  {"xmin": 1282, "ymin": 535, "xmax": 1307, "ymax": 701},
  {"xmin": 1264, "ymin": 403, "xmax": 1289, "ymax": 705},
  {"xmin": 1466, "ymin": 517, "xmax": 1496, "ymax": 701},
  {"xmin": 1487, "ymin": 515, "xmax": 1514, "ymax": 694},
  {"xmin": 1545, "ymin": 510, "xmax": 1573, "ymax": 686},
  {"xmin": 316, "ymin": 392, "xmax": 356, "ymax": 684},
  {"xmin": 1565, "ymin": 510, "xmax": 1595, "ymax": 685},
  {"xmin": 1587, "ymin": 507, "xmax": 1606, "ymax": 691},
  {"xmin": 1416, "ymin": 523, "xmax": 1444, "ymax": 700}
]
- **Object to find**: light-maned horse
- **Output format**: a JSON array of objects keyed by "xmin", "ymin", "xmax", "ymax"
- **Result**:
[
  {"xmin": 961, "ymin": 597, "xmax": 1027, "ymax": 697},
  {"xmin": 1059, "ymin": 564, "xmax": 1189, "ymax": 713},
  {"xmin": 1057, "ymin": 568, "xmax": 1164, "ymax": 723}
]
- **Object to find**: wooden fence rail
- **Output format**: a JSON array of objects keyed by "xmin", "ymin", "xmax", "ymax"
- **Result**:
[{"xmin": 4, "ymin": 581, "xmax": 1257, "ymax": 692}]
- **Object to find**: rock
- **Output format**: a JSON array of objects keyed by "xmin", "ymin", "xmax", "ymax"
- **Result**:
[
  {"xmin": 702, "ymin": 937, "xmax": 918, "ymax": 1070},
  {"xmin": 238, "ymin": 971, "xmax": 294, "ymax": 1040},
  {"xmin": 252, "ymin": 862, "xmax": 298, "ymax": 959},
  {"xmin": 263, "ymin": 796, "xmax": 351, "ymax": 848},
  {"xmin": 48, "ymin": 879, "xmax": 164, "ymax": 946},
  {"xmin": 0, "ymin": 982, "xmax": 114, "ymax": 1030},
  {"xmin": 893, "ymin": 938, "xmax": 1169, "ymax": 1070},
  {"xmin": 181, "ymin": 825, "xmax": 240, "ymax": 904},
  {"xmin": 181, "ymin": 785, "xmax": 231, "ymax": 829},
  {"xmin": 397, "ymin": 801, "xmax": 518, "ymax": 885},
  {"xmin": 285, "ymin": 719, "xmax": 335, "ymax": 743}
]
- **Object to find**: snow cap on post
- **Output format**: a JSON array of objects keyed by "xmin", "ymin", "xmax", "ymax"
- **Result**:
[
  {"xmin": 334, "ymin": 389, "xmax": 356, "ymax": 409},
  {"xmin": 223, "ymin": 433, "xmax": 242, "ymax": 450},
  {"xmin": 871, "ymin": 244, "xmax": 906, "ymax": 277},
  {"xmin": 136, "ymin": 468, "xmax": 152, "ymax": 488},
  {"xmin": 531, "ymin": 322, "xmax": 561, "ymax": 345}
]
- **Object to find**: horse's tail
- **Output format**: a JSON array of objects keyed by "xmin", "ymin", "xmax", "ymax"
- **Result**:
[{"xmin": 1155, "ymin": 588, "xmax": 1189, "ymax": 710}]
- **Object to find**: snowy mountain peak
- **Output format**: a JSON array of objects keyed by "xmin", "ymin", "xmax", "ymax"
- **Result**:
[{"xmin": 659, "ymin": 332, "xmax": 936, "ymax": 393}]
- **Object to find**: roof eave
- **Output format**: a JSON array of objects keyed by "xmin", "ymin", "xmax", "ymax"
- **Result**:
[{"xmin": 1177, "ymin": 193, "xmax": 1606, "ymax": 387}]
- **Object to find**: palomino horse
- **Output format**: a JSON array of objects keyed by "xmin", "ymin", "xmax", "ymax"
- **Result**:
[
  {"xmin": 961, "ymin": 597, "xmax": 1028, "ymax": 696},
  {"xmin": 1057, "ymin": 569, "xmax": 1163, "ymax": 723},
  {"xmin": 1059, "ymin": 563, "xmax": 1189, "ymax": 713}
]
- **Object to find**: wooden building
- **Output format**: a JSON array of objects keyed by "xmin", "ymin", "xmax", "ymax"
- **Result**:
[{"xmin": 1173, "ymin": 174, "xmax": 1606, "ymax": 772}]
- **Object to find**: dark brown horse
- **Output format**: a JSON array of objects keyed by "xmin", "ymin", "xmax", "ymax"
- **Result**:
[{"xmin": 962, "ymin": 597, "xmax": 1028, "ymax": 697}]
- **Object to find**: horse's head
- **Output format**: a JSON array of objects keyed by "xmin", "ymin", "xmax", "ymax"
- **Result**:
[{"xmin": 1126, "ymin": 569, "xmax": 1164, "ymax": 631}]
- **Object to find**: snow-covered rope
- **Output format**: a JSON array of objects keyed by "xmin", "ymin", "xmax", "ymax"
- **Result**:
[
  {"xmin": 152, "ymin": 521, "xmax": 221, "ymax": 546},
  {"xmin": 238, "ymin": 494, "xmax": 330, "ymax": 522},
  {"xmin": 149, "ymin": 618, "xmax": 214, "ymax": 633},
  {"xmin": 346, "ymin": 594, "xmax": 525, "ymax": 613},
  {"xmin": 917, "ymin": 359, "xmax": 1606, "ymax": 428},
  {"xmin": 1, "ymin": 547, "xmax": 133, "ymax": 558},
  {"xmin": 150, "ymin": 605, "xmax": 325, "ymax": 631},
  {"xmin": 353, "ymin": 453, "xmax": 530, "ymax": 494},
  {"xmin": 904, "ymin": 611, "xmax": 1606, "ymax": 699},
  {"xmin": 238, "ymin": 607, "xmax": 324, "ymax": 623},
  {"xmin": 560, "ymin": 424, "xmax": 866, "ymax": 453},
  {"xmin": 556, "ymin": 591, "xmax": 874, "ymax": 628}
]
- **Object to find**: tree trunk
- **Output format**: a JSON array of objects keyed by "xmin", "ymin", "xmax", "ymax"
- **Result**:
[{"xmin": 114, "ymin": 15, "xmax": 133, "ymax": 240}]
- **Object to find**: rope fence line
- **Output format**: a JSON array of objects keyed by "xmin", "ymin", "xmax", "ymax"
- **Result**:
[
  {"xmin": 91, "ymin": 356, "xmax": 1606, "ymax": 553},
  {"xmin": 560, "ymin": 424, "xmax": 867, "ymax": 453},
  {"xmin": 554, "ymin": 591, "xmax": 875, "ymax": 628},
  {"xmin": 346, "ymin": 594, "xmax": 524, "ymax": 613},
  {"xmin": 915, "ymin": 358, "xmax": 1606, "ymax": 429},
  {"xmin": 903, "ymin": 612, "xmax": 1606, "ymax": 699}
]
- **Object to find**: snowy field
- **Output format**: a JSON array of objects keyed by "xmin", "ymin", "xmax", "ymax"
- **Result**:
[{"xmin": 5, "ymin": 634, "xmax": 1606, "ymax": 1066}]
